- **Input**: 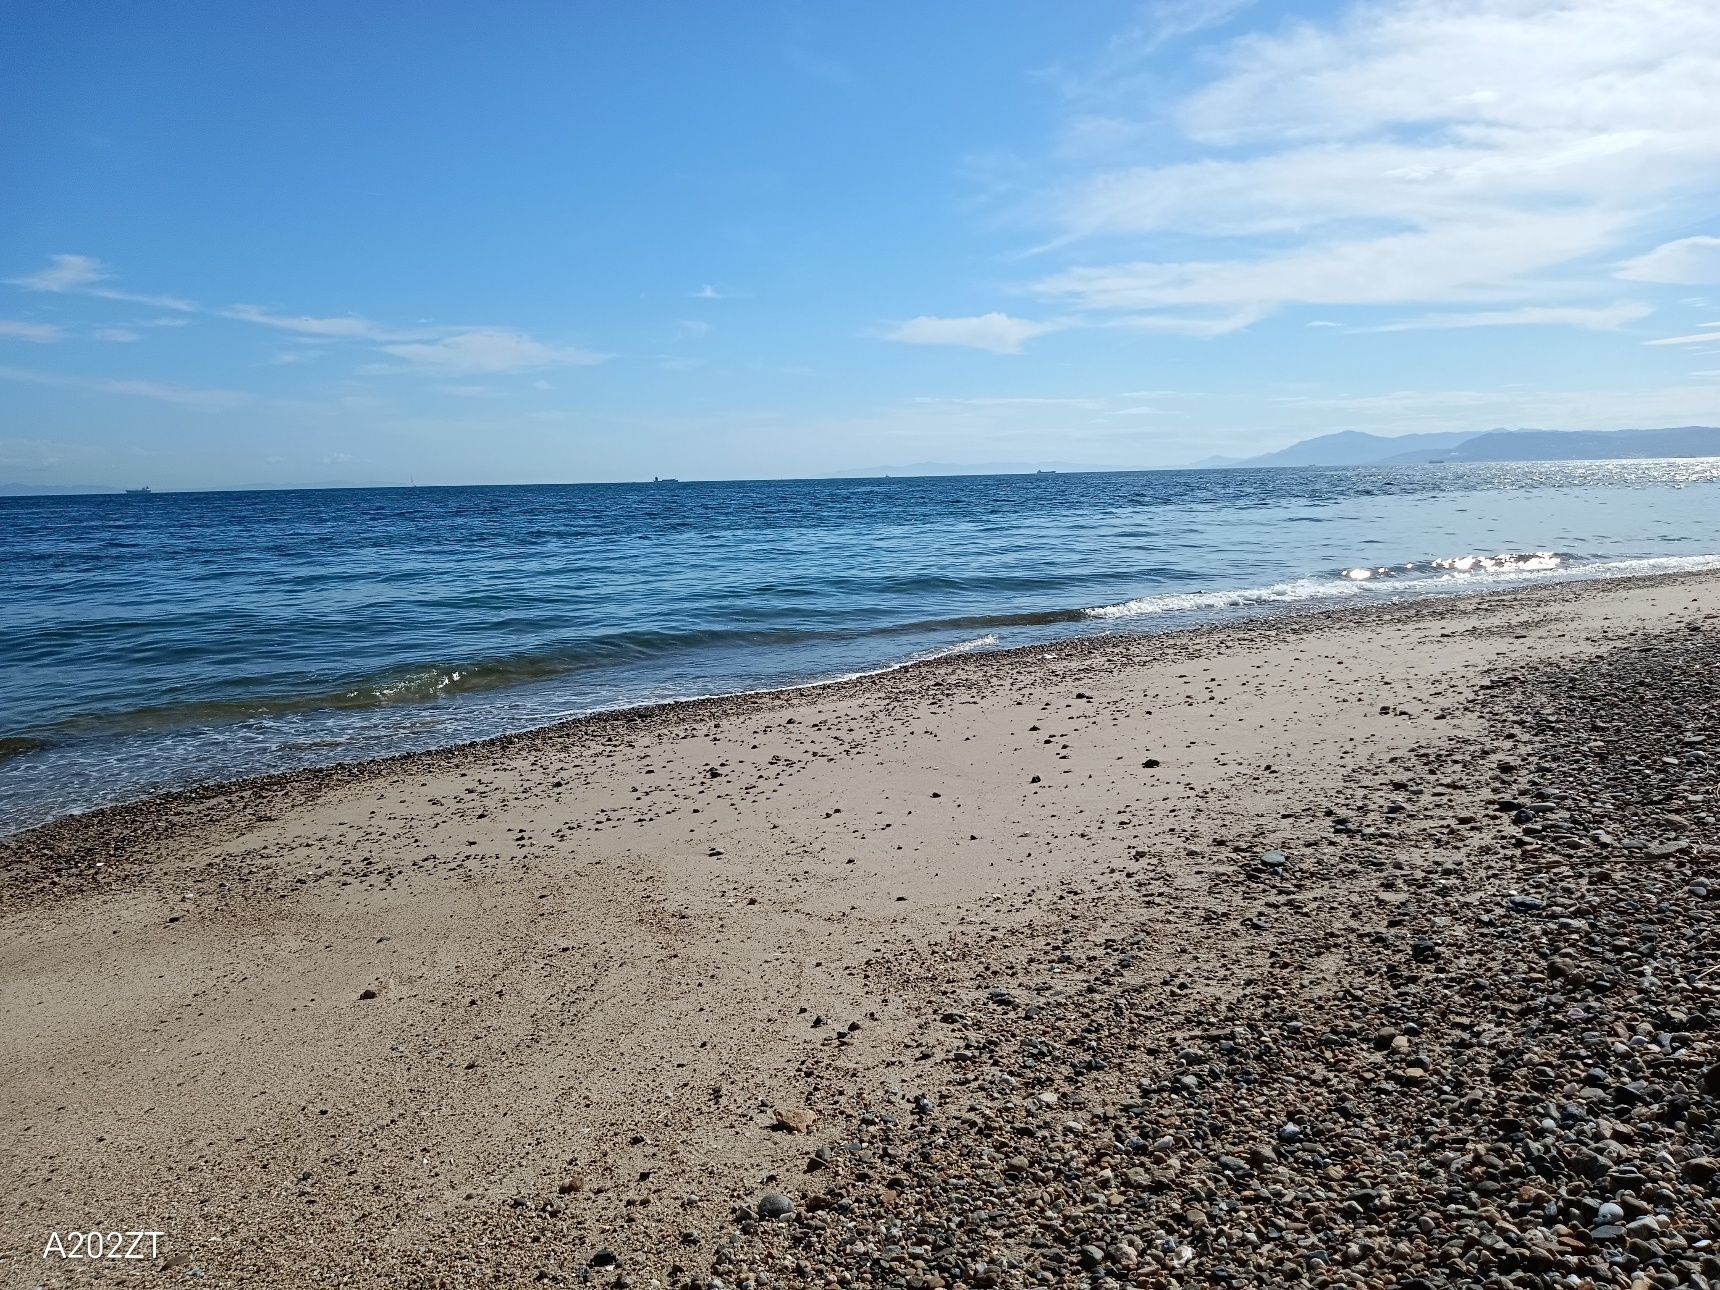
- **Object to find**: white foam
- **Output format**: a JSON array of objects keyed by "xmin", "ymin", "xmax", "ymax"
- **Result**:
[
  {"xmin": 916, "ymin": 632, "xmax": 1000, "ymax": 660},
  {"xmin": 1085, "ymin": 577, "xmax": 1370, "ymax": 619},
  {"xmin": 1085, "ymin": 551, "xmax": 1720, "ymax": 620}
]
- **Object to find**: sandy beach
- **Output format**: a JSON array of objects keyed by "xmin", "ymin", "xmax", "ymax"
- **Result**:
[{"xmin": 4, "ymin": 571, "xmax": 1719, "ymax": 1289}]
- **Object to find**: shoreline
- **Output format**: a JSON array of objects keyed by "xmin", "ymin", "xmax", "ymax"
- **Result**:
[
  {"xmin": 5, "ymin": 561, "xmax": 1718, "ymax": 860},
  {"xmin": 3, "ymin": 568, "xmax": 1718, "ymax": 1287}
]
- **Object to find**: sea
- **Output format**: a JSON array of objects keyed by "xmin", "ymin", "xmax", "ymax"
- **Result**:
[{"xmin": 4, "ymin": 459, "xmax": 1720, "ymax": 835}]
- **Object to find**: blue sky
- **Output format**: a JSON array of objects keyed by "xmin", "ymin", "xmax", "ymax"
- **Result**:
[{"xmin": 3, "ymin": 0, "xmax": 1718, "ymax": 487}]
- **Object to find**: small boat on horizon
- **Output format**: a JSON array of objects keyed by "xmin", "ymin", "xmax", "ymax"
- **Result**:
[{"xmin": 124, "ymin": 486, "xmax": 153, "ymax": 495}]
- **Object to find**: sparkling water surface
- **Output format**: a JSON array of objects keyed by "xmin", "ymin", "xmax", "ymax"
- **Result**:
[{"xmin": 4, "ymin": 460, "xmax": 1719, "ymax": 832}]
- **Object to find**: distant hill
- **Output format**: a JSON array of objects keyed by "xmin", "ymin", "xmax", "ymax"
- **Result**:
[
  {"xmin": 826, "ymin": 460, "xmax": 1119, "ymax": 478},
  {"xmin": 1384, "ymin": 425, "xmax": 1720, "ymax": 464},
  {"xmin": 1214, "ymin": 430, "xmax": 1477, "ymax": 469},
  {"xmin": 1212, "ymin": 425, "xmax": 1720, "ymax": 469}
]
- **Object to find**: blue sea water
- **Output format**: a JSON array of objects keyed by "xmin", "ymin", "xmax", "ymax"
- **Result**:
[{"xmin": 4, "ymin": 460, "xmax": 1720, "ymax": 834}]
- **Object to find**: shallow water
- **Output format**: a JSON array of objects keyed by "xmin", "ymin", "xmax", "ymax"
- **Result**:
[{"xmin": 4, "ymin": 459, "xmax": 1719, "ymax": 832}]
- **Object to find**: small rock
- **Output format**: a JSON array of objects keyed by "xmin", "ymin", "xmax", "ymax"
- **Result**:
[
  {"xmin": 756, "ymin": 1192, "xmax": 794, "ymax": 1220},
  {"xmin": 1682, "ymin": 1156, "xmax": 1720, "ymax": 1184},
  {"xmin": 773, "ymin": 1108, "xmax": 818, "ymax": 1134}
]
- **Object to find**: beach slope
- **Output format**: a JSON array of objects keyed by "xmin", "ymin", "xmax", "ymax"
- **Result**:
[{"xmin": 3, "ymin": 572, "xmax": 1718, "ymax": 1287}]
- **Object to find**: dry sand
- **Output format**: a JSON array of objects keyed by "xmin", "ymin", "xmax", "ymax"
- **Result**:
[{"xmin": 3, "ymin": 571, "xmax": 1718, "ymax": 1288}]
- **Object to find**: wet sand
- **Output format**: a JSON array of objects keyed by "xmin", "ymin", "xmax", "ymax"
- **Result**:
[{"xmin": 3, "ymin": 570, "xmax": 1718, "ymax": 1288}]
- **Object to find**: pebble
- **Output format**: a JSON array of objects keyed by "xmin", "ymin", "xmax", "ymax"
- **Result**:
[
  {"xmin": 754, "ymin": 1193, "xmax": 793, "ymax": 1220},
  {"xmin": 702, "ymin": 621, "xmax": 1720, "ymax": 1290}
]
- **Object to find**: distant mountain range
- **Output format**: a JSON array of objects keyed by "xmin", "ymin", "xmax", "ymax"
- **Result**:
[{"xmin": 1200, "ymin": 425, "xmax": 1720, "ymax": 469}]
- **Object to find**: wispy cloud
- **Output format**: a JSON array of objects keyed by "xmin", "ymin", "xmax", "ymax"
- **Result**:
[
  {"xmin": 220, "ymin": 304, "xmax": 399, "ymax": 339},
  {"xmin": 11, "ymin": 253, "xmax": 196, "ymax": 311},
  {"xmin": 949, "ymin": 0, "xmax": 1720, "ymax": 341},
  {"xmin": 883, "ymin": 313, "xmax": 1066, "ymax": 354},
  {"xmin": 0, "ymin": 364, "xmax": 251, "ymax": 408},
  {"xmin": 1100, "ymin": 306, "xmax": 1267, "ymax": 337},
  {"xmin": 92, "ymin": 327, "xmax": 142, "ymax": 343},
  {"xmin": 1643, "ymin": 326, "xmax": 1720, "ymax": 348},
  {"xmin": 1030, "ymin": 212, "xmax": 1626, "ymax": 314},
  {"xmin": 1616, "ymin": 236, "xmax": 1720, "ymax": 285},
  {"xmin": 11, "ymin": 253, "xmax": 106, "ymax": 293},
  {"xmin": 1096, "ymin": 0, "xmax": 1256, "ymax": 68},
  {"xmin": 7, "ymin": 254, "xmax": 612, "ymax": 378},
  {"xmin": 689, "ymin": 285, "xmax": 730, "ymax": 300},
  {"xmin": 1042, "ymin": 0, "xmax": 1257, "ymax": 101},
  {"xmin": 1364, "ymin": 302, "xmax": 1654, "ymax": 334},
  {"xmin": 0, "ymin": 319, "xmax": 64, "ymax": 343},
  {"xmin": 379, "ymin": 328, "xmax": 609, "ymax": 374}
]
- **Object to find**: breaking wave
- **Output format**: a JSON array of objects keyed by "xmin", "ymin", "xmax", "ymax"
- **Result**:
[
  {"xmin": 1085, "ymin": 551, "xmax": 1720, "ymax": 619},
  {"xmin": 1342, "ymin": 550, "xmax": 1567, "ymax": 581}
]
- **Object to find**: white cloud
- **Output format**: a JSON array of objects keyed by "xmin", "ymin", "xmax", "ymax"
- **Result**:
[
  {"xmin": 1616, "ymin": 236, "xmax": 1720, "ymax": 285},
  {"xmin": 0, "ymin": 364, "xmax": 251, "ymax": 408},
  {"xmin": 976, "ymin": 0, "xmax": 1720, "ymax": 334},
  {"xmin": 1131, "ymin": 0, "xmax": 1256, "ymax": 53},
  {"xmin": 1044, "ymin": 0, "xmax": 1257, "ymax": 100},
  {"xmin": 8, "ymin": 255, "xmax": 612, "ymax": 379},
  {"xmin": 221, "ymin": 304, "xmax": 394, "ymax": 339},
  {"xmin": 379, "ymin": 328, "xmax": 609, "ymax": 374},
  {"xmin": 1032, "ymin": 210, "xmax": 1626, "ymax": 314},
  {"xmin": 883, "ymin": 313, "xmax": 1065, "ymax": 354},
  {"xmin": 1644, "ymin": 329, "xmax": 1720, "ymax": 348},
  {"xmin": 93, "ymin": 327, "xmax": 142, "ymax": 343},
  {"xmin": 689, "ymin": 285, "xmax": 729, "ymax": 300},
  {"xmin": 0, "ymin": 319, "xmax": 64, "ymax": 343},
  {"xmin": 10, "ymin": 254, "xmax": 197, "ymax": 311},
  {"xmin": 1365, "ymin": 301, "xmax": 1653, "ymax": 333},
  {"xmin": 1101, "ymin": 306, "xmax": 1268, "ymax": 337},
  {"xmin": 10, "ymin": 253, "xmax": 107, "ymax": 292},
  {"xmin": 677, "ymin": 319, "xmax": 712, "ymax": 339}
]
